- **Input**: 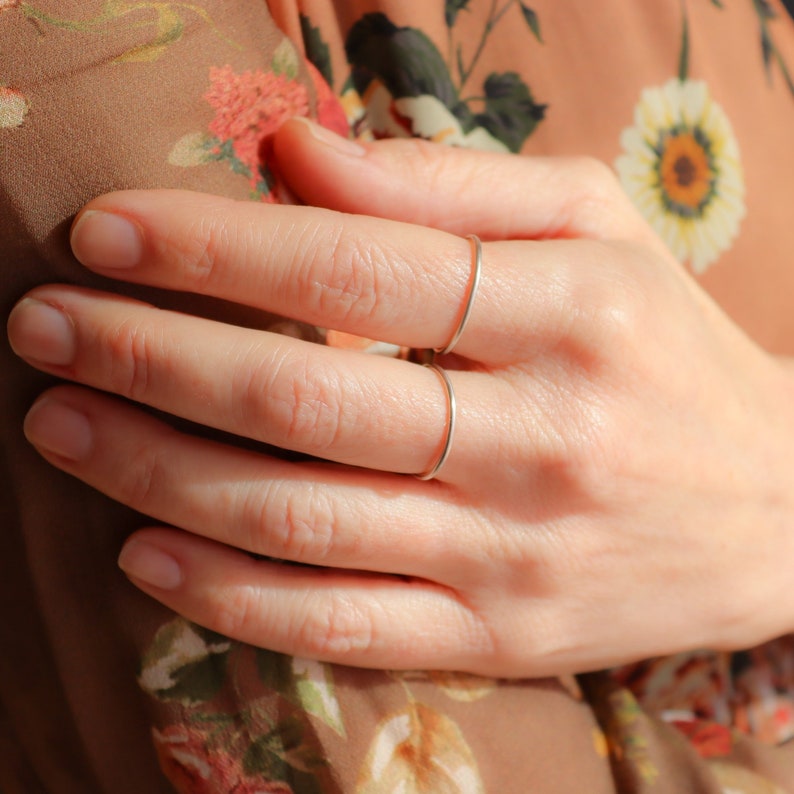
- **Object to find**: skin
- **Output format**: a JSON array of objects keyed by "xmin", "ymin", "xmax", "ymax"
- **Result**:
[{"xmin": 7, "ymin": 118, "xmax": 794, "ymax": 677}]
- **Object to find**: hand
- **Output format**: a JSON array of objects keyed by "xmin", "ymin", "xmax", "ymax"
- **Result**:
[{"xmin": 8, "ymin": 119, "xmax": 794, "ymax": 677}]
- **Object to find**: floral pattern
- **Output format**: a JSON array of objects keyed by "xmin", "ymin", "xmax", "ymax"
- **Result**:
[
  {"xmin": 357, "ymin": 702, "xmax": 484, "ymax": 793},
  {"xmin": 614, "ymin": 2, "xmax": 751, "ymax": 274},
  {"xmin": 168, "ymin": 40, "xmax": 347, "ymax": 201},
  {"xmin": 139, "ymin": 618, "xmax": 499, "ymax": 791},
  {"xmin": 153, "ymin": 725, "xmax": 295, "ymax": 794},
  {"xmin": 340, "ymin": 10, "xmax": 545, "ymax": 151},
  {"xmin": 616, "ymin": 78, "xmax": 745, "ymax": 274},
  {"xmin": 16, "ymin": 1, "xmax": 233, "ymax": 63},
  {"xmin": 139, "ymin": 618, "xmax": 342, "ymax": 791}
]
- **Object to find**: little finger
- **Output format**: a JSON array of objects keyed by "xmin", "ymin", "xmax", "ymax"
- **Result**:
[{"xmin": 117, "ymin": 527, "xmax": 492, "ymax": 672}]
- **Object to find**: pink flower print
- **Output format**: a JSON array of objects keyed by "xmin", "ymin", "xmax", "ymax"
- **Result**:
[
  {"xmin": 153, "ymin": 726, "xmax": 294, "ymax": 794},
  {"xmin": 304, "ymin": 61, "xmax": 349, "ymax": 137},
  {"xmin": 154, "ymin": 725, "xmax": 239, "ymax": 793},
  {"xmin": 204, "ymin": 65, "xmax": 309, "ymax": 179}
]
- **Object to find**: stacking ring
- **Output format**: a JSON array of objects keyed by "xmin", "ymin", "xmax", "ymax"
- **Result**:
[
  {"xmin": 434, "ymin": 234, "xmax": 482, "ymax": 356},
  {"xmin": 415, "ymin": 363, "xmax": 456, "ymax": 481}
]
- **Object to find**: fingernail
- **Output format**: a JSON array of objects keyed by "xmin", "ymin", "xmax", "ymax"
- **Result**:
[
  {"xmin": 71, "ymin": 210, "xmax": 144, "ymax": 270},
  {"xmin": 293, "ymin": 116, "xmax": 366, "ymax": 157},
  {"xmin": 24, "ymin": 397, "xmax": 93, "ymax": 461},
  {"xmin": 118, "ymin": 539, "xmax": 183, "ymax": 590},
  {"xmin": 7, "ymin": 298, "xmax": 76, "ymax": 366}
]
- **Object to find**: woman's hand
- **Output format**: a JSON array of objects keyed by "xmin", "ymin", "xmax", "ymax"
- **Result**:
[{"xmin": 7, "ymin": 119, "xmax": 794, "ymax": 677}]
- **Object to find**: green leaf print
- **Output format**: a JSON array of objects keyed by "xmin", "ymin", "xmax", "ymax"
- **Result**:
[
  {"xmin": 242, "ymin": 736, "xmax": 289, "ymax": 780},
  {"xmin": 255, "ymin": 648, "xmax": 296, "ymax": 693},
  {"xmin": 255, "ymin": 650, "xmax": 345, "ymax": 737},
  {"xmin": 346, "ymin": 13, "xmax": 460, "ymax": 107},
  {"xmin": 345, "ymin": 11, "xmax": 545, "ymax": 151},
  {"xmin": 292, "ymin": 657, "xmax": 346, "ymax": 737},
  {"xmin": 445, "ymin": 0, "xmax": 472, "ymax": 28},
  {"xmin": 19, "ymin": 1, "xmax": 238, "ymax": 63},
  {"xmin": 752, "ymin": 0, "xmax": 794, "ymax": 96},
  {"xmin": 475, "ymin": 72, "xmax": 546, "ymax": 152},
  {"xmin": 300, "ymin": 12, "xmax": 334, "ymax": 86},
  {"xmin": 272, "ymin": 38, "xmax": 301, "ymax": 80},
  {"xmin": 157, "ymin": 653, "xmax": 229, "ymax": 704},
  {"xmin": 243, "ymin": 718, "xmax": 325, "ymax": 791},
  {"xmin": 138, "ymin": 618, "xmax": 231, "ymax": 705},
  {"xmin": 114, "ymin": 5, "xmax": 183, "ymax": 63},
  {"xmin": 519, "ymin": 3, "xmax": 542, "ymax": 41}
]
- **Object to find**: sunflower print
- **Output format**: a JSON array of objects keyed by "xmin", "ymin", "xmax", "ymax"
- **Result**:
[{"xmin": 615, "ymin": 77, "xmax": 745, "ymax": 275}]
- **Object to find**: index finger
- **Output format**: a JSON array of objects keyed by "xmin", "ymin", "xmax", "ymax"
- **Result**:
[
  {"xmin": 69, "ymin": 191, "xmax": 493, "ymax": 360},
  {"xmin": 70, "ymin": 190, "xmax": 655, "ymax": 366}
]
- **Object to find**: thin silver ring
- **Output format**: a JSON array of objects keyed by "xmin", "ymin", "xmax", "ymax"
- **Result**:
[
  {"xmin": 415, "ymin": 363, "xmax": 456, "ymax": 481},
  {"xmin": 434, "ymin": 234, "xmax": 482, "ymax": 356}
]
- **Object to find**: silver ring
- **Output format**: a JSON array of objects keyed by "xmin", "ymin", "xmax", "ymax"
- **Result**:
[
  {"xmin": 415, "ymin": 363, "xmax": 456, "ymax": 481},
  {"xmin": 434, "ymin": 234, "xmax": 482, "ymax": 356}
]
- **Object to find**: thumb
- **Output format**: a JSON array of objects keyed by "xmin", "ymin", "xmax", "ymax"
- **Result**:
[{"xmin": 272, "ymin": 117, "xmax": 662, "ymax": 248}]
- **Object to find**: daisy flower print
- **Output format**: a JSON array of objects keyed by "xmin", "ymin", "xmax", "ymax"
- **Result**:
[{"xmin": 616, "ymin": 79, "xmax": 745, "ymax": 274}]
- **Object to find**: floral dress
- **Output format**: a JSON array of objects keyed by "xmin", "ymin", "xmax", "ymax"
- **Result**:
[{"xmin": 2, "ymin": 1, "xmax": 794, "ymax": 792}]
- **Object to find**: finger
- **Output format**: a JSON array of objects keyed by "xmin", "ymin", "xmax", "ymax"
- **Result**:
[
  {"xmin": 116, "ymin": 527, "xmax": 490, "ymax": 672},
  {"xmin": 69, "ymin": 189, "xmax": 491, "ymax": 358},
  {"xmin": 23, "ymin": 385, "xmax": 478, "ymax": 580},
  {"xmin": 9, "ymin": 286, "xmax": 469, "ymax": 474},
  {"xmin": 273, "ymin": 117, "xmax": 667, "ymax": 250},
  {"xmin": 68, "ymin": 191, "xmax": 661, "ymax": 364}
]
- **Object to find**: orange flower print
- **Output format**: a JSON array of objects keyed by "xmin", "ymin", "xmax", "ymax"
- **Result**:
[{"xmin": 671, "ymin": 720, "xmax": 733, "ymax": 759}]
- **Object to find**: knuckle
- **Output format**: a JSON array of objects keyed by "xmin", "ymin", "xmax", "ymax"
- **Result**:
[
  {"xmin": 295, "ymin": 595, "xmax": 377, "ymax": 659},
  {"xmin": 571, "ymin": 155, "xmax": 620, "ymax": 190},
  {"xmin": 320, "ymin": 229, "xmax": 378, "ymax": 323},
  {"xmin": 407, "ymin": 139, "xmax": 462, "ymax": 194},
  {"xmin": 266, "ymin": 483, "xmax": 337, "ymax": 561},
  {"xmin": 209, "ymin": 587, "xmax": 261, "ymax": 641},
  {"xmin": 548, "ymin": 244, "xmax": 646, "ymax": 361},
  {"xmin": 294, "ymin": 221, "xmax": 402, "ymax": 329},
  {"xmin": 115, "ymin": 440, "xmax": 167, "ymax": 509},
  {"xmin": 582, "ymin": 254, "xmax": 645, "ymax": 343},
  {"xmin": 160, "ymin": 198, "xmax": 241, "ymax": 291},
  {"xmin": 104, "ymin": 316, "xmax": 162, "ymax": 402},
  {"xmin": 260, "ymin": 355, "xmax": 352, "ymax": 454},
  {"xmin": 555, "ymin": 156, "xmax": 630, "ymax": 236}
]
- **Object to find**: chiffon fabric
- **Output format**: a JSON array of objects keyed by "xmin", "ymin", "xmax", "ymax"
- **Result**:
[{"xmin": 3, "ymin": 1, "xmax": 794, "ymax": 791}]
